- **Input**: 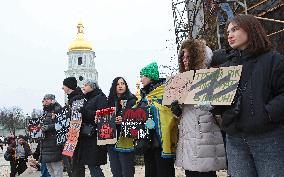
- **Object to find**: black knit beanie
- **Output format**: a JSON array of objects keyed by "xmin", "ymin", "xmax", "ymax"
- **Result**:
[{"xmin": 63, "ymin": 77, "xmax": 77, "ymax": 90}]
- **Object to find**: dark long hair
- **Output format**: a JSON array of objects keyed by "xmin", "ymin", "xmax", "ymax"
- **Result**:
[
  {"xmin": 107, "ymin": 77, "xmax": 131, "ymax": 107},
  {"xmin": 227, "ymin": 14, "xmax": 272, "ymax": 55}
]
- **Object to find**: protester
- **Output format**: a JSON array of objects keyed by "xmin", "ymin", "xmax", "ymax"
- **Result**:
[
  {"xmin": 40, "ymin": 94, "xmax": 63, "ymax": 177},
  {"xmin": 213, "ymin": 14, "xmax": 284, "ymax": 177},
  {"xmin": 171, "ymin": 39, "xmax": 226, "ymax": 177},
  {"xmin": 62, "ymin": 77, "xmax": 84, "ymax": 177},
  {"xmin": 107, "ymin": 77, "xmax": 137, "ymax": 177},
  {"xmin": 7, "ymin": 135, "xmax": 32, "ymax": 177},
  {"xmin": 73, "ymin": 80, "xmax": 108, "ymax": 177},
  {"xmin": 136, "ymin": 62, "xmax": 178, "ymax": 177}
]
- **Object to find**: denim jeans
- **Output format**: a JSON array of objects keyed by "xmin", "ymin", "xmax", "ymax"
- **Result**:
[
  {"xmin": 226, "ymin": 126, "xmax": 284, "ymax": 177},
  {"xmin": 40, "ymin": 163, "xmax": 51, "ymax": 177},
  {"xmin": 46, "ymin": 161, "xmax": 63, "ymax": 177},
  {"xmin": 88, "ymin": 165, "xmax": 105, "ymax": 177},
  {"xmin": 108, "ymin": 147, "xmax": 135, "ymax": 177}
]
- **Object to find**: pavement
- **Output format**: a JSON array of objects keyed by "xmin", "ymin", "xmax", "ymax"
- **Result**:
[{"xmin": 0, "ymin": 144, "xmax": 227, "ymax": 177}]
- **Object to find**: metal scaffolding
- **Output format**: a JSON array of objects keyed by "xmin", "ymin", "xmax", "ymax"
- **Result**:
[{"xmin": 171, "ymin": 0, "xmax": 284, "ymax": 53}]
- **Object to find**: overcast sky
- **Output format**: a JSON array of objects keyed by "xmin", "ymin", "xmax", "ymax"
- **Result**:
[{"xmin": 0, "ymin": 0, "xmax": 177, "ymax": 115}]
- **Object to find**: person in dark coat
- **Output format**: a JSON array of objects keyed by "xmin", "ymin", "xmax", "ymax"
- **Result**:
[
  {"xmin": 40, "ymin": 94, "xmax": 63, "ymax": 177},
  {"xmin": 62, "ymin": 77, "xmax": 84, "ymax": 177},
  {"xmin": 107, "ymin": 77, "xmax": 137, "ymax": 177},
  {"xmin": 213, "ymin": 14, "xmax": 284, "ymax": 177},
  {"xmin": 73, "ymin": 79, "xmax": 108, "ymax": 177},
  {"xmin": 7, "ymin": 135, "xmax": 32, "ymax": 177}
]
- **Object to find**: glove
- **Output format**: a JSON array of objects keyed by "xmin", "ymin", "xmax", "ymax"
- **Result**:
[
  {"xmin": 194, "ymin": 101, "xmax": 212, "ymax": 111},
  {"xmin": 171, "ymin": 100, "xmax": 182, "ymax": 117}
]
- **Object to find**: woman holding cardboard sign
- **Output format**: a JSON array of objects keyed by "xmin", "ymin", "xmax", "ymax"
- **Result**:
[
  {"xmin": 212, "ymin": 14, "xmax": 284, "ymax": 177},
  {"xmin": 107, "ymin": 77, "xmax": 137, "ymax": 177},
  {"xmin": 171, "ymin": 39, "xmax": 226, "ymax": 177}
]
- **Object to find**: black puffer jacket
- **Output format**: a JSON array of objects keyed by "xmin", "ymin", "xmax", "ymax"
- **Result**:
[
  {"xmin": 40, "ymin": 102, "xmax": 63, "ymax": 163},
  {"xmin": 218, "ymin": 50, "xmax": 284, "ymax": 135},
  {"xmin": 74, "ymin": 88, "xmax": 108, "ymax": 166}
]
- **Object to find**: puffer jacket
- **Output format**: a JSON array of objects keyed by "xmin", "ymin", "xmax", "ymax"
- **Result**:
[
  {"xmin": 175, "ymin": 105, "xmax": 226, "ymax": 172},
  {"xmin": 40, "ymin": 102, "xmax": 63, "ymax": 163},
  {"xmin": 214, "ymin": 50, "xmax": 284, "ymax": 135}
]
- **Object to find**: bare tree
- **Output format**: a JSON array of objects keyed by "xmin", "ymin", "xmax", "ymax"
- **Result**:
[{"xmin": 0, "ymin": 107, "xmax": 26, "ymax": 135}]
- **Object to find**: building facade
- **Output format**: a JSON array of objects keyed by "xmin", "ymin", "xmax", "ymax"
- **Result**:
[{"xmin": 65, "ymin": 21, "xmax": 98, "ymax": 88}]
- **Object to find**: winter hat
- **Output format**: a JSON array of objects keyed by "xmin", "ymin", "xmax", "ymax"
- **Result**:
[
  {"xmin": 63, "ymin": 77, "xmax": 77, "ymax": 90},
  {"xmin": 140, "ymin": 62, "xmax": 159, "ymax": 81},
  {"xmin": 43, "ymin": 94, "xmax": 55, "ymax": 100},
  {"xmin": 84, "ymin": 79, "xmax": 99, "ymax": 89}
]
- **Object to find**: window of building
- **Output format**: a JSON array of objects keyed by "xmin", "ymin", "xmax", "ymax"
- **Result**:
[{"xmin": 78, "ymin": 57, "xmax": 82, "ymax": 65}]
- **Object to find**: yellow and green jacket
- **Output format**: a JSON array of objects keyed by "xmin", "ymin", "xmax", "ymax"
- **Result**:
[{"xmin": 136, "ymin": 82, "xmax": 179, "ymax": 158}]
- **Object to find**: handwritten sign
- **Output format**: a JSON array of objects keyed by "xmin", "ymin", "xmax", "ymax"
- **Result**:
[
  {"xmin": 96, "ymin": 108, "xmax": 117, "ymax": 145},
  {"xmin": 62, "ymin": 99, "xmax": 84, "ymax": 157},
  {"xmin": 121, "ymin": 108, "xmax": 149, "ymax": 139},
  {"xmin": 28, "ymin": 118, "xmax": 43, "ymax": 139},
  {"xmin": 162, "ymin": 70, "xmax": 194, "ymax": 105},
  {"xmin": 184, "ymin": 65, "xmax": 242, "ymax": 105},
  {"xmin": 55, "ymin": 107, "xmax": 70, "ymax": 145}
]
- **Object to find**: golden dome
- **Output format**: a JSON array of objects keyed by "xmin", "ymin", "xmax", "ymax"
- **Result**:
[{"xmin": 68, "ymin": 21, "xmax": 93, "ymax": 51}]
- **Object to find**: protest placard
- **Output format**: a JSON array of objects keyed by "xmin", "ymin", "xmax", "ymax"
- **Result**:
[
  {"xmin": 96, "ymin": 107, "xmax": 117, "ymax": 145},
  {"xmin": 184, "ymin": 65, "xmax": 242, "ymax": 105},
  {"xmin": 121, "ymin": 108, "xmax": 149, "ymax": 139},
  {"xmin": 62, "ymin": 120, "xmax": 82, "ymax": 157},
  {"xmin": 27, "ymin": 118, "xmax": 43, "ymax": 139},
  {"xmin": 62, "ymin": 99, "xmax": 84, "ymax": 157},
  {"xmin": 162, "ymin": 70, "xmax": 194, "ymax": 105},
  {"xmin": 55, "ymin": 107, "xmax": 70, "ymax": 145}
]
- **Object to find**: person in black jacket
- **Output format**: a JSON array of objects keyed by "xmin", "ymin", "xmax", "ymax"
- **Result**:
[
  {"xmin": 7, "ymin": 135, "xmax": 32, "ymax": 177},
  {"xmin": 41, "ymin": 94, "xmax": 63, "ymax": 177},
  {"xmin": 107, "ymin": 77, "xmax": 137, "ymax": 177},
  {"xmin": 62, "ymin": 77, "xmax": 84, "ymax": 177},
  {"xmin": 73, "ymin": 79, "xmax": 107, "ymax": 177},
  {"xmin": 214, "ymin": 14, "xmax": 284, "ymax": 177}
]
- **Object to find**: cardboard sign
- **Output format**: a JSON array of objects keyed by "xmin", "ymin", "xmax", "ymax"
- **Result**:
[
  {"xmin": 121, "ymin": 108, "xmax": 149, "ymax": 139},
  {"xmin": 55, "ymin": 107, "xmax": 70, "ymax": 145},
  {"xmin": 62, "ymin": 99, "xmax": 84, "ymax": 157},
  {"xmin": 184, "ymin": 65, "xmax": 242, "ymax": 105},
  {"xmin": 27, "ymin": 118, "xmax": 43, "ymax": 139},
  {"xmin": 96, "ymin": 108, "xmax": 117, "ymax": 145},
  {"xmin": 162, "ymin": 70, "xmax": 194, "ymax": 105}
]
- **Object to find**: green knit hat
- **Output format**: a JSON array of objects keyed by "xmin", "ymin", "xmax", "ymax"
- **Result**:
[{"xmin": 140, "ymin": 62, "xmax": 159, "ymax": 81}]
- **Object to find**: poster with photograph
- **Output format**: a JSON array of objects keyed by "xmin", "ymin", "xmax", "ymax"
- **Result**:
[{"xmin": 96, "ymin": 107, "xmax": 117, "ymax": 145}]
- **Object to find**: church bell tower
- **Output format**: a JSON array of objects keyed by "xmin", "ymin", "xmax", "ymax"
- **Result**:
[{"xmin": 65, "ymin": 21, "xmax": 98, "ymax": 88}]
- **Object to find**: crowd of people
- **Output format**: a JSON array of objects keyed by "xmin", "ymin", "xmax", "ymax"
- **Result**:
[{"xmin": 3, "ymin": 14, "xmax": 284, "ymax": 177}]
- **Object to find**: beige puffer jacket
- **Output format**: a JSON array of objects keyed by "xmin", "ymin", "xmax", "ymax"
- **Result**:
[{"xmin": 175, "ymin": 105, "xmax": 226, "ymax": 172}]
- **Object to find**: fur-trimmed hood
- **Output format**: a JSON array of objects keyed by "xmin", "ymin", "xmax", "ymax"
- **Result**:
[{"xmin": 178, "ymin": 39, "xmax": 212, "ymax": 73}]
